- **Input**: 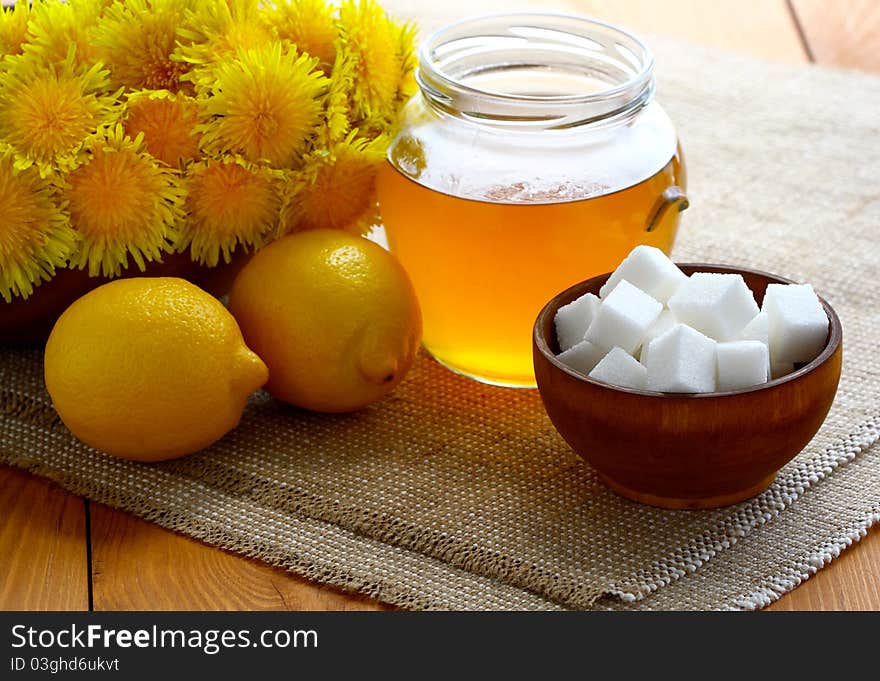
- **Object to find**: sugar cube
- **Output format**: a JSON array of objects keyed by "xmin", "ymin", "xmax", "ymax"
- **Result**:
[
  {"xmin": 645, "ymin": 324, "xmax": 717, "ymax": 393},
  {"xmin": 638, "ymin": 309, "xmax": 677, "ymax": 365},
  {"xmin": 739, "ymin": 311, "xmax": 769, "ymax": 347},
  {"xmin": 639, "ymin": 338, "xmax": 653, "ymax": 365},
  {"xmin": 557, "ymin": 340, "xmax": 605, "ymax": 376},
  {"xmin": 585, "ymin": 280, "xmax": 662, "ymax": 355},
  {"xmin": 554, "ymin": 244, "xmax": 828, "ymax": 396},
  {"xmin": 599, "ymin": 245, "xmax": 687, "ymax": 303},
  {"xmin": 554, "ymin": 292, "xmax": 600, "ymax": 352},
  {"xmin": 588, "ymin": 347, "xmax": 648, "ymax": 390},
  {"xmin": 716, "ymin": 340, "xmax": 770, "ymax": 391},
  {"xmin": 762, "ymin": 283, "xmax": 829, "ymax": 364},
  {"xmin": 667, "ymin": 273, "xmax": 759, "ymax": 341}
]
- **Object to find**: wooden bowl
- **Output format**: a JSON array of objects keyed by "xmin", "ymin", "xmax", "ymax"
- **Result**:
[
  {"xmin": 0, "ymin": 251, "xmax": 251, "ymax": 345},
  {"xmin": 532, "ymin": 264, "xmax": 843, "ymax": 509}
]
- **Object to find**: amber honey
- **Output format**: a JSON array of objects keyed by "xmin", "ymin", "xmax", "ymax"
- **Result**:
[{"xmin": 376, "ymin": 152, "xmax": 685, "ymax": 387}]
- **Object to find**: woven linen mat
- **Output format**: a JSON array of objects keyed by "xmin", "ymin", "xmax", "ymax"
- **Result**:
[{"xmin": 2, "ymin": 39, "xmax": 880, "ymax": 610}]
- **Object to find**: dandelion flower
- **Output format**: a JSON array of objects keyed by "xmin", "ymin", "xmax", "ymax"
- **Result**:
[
  {"xmin": 23, "ymin": 0, "xmax": 105, "ymax": 69},
  {"xmin": 0, "ymin": 0, "xmax": 31, "ymax": 58},
  {"xmin": 174, "ymin": 0, "xmax": 273, "ymax": 86},
  {"xmin": 63, "ymin": 125, "xmax": 185, "ymax": 277},
  {"xmin": 396, "ymin": 20, "xmax": 418, "ymax": 103},
  {"xmin": 268, "ymin": 0, "xmax": 339, "ymax": 72},
  {"xmin": 0, "ymin": 54, "xmax": 120, "ymax": 174},
  {"xmin": 0, "ymin": 0, "xmax": 418, "ymax": 298},
  {"xmin": 338, "ymin": 0, "xmax": 416, "ymax": 129},
  {"xmin": 281, "ymin": 131, "xmax": 385, "ymax": 235},
  {"xmin": 0, "ymin": 147, "xmax": 77, "ymax": 302},
  {"xmin": 318, "ymin": 48, "xmax": 355, "ymax": 145},
  {"xmin": 95, "ymin": 0, "xmax": 195, "ymax": 92},
  {"xmin": 196, "ymin": 43, "xmax": 328, "ymax": 168},
  {"xmin": 124, "ymin": 90, "xmax": 201, "ymax": 167},
  {"xmin": 178, "ymin": 158, "xmax": 280, "ymax": 267}
]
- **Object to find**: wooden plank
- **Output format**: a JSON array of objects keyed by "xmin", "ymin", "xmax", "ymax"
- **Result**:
[
  {"xmin": 0, "ymin": 466, "xmax": 89, "ymax": 611},
  {"xmin": 565, "ymin": 0, "xmax": 809, "ymax": 63},
  {"xmin": 768, "ymin": 524, "xmax": 880, "ymax": 610},
  {"xmin": 383, "ymin": 0, "xmax": 809, "ymax": 63},
  {"xmin": 89, "ymin": 504, "xmax": 384, "ymax": 611},
  {"xmin": 791, "ymin": 0, "xmax": 880, "ymax": 73},
  {"xmin": 736, "ymin": 0, "xmax": 880, "ymax": 609}
]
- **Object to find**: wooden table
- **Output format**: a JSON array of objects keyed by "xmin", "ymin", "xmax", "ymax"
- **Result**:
[{"xmin": 2, "ymin": 0, "xmax": 879, "ymax": 612}]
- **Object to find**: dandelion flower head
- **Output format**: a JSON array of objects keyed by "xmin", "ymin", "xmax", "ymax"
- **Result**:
[
  {"xmin": 281, "ymin": 131, "xmax": 385, "ymax": 235},
  {"xmin": 174, "ymin": 0, "xmax": 273, "ymax": 86},
  {"xmin": 124, "ymin": 90, "xmax": 201, "ymax": 167},
  {"xmin": 268, "ymin": 0, "xmax": 339, "ymax": 72},
  {"xmin": 0, "ymin": 1, "xmax": 31, "ymax": 58},
  {"xmin": 196, "ymin": 42, "xmax": 328, "ymax": 168},
  {"xmin": 179, "ymin": 158, "xmax": 281, "ymax": 267},
  {"xmin": 95, "ymin": 0, "xmax": 196, "ymax": 92},
  {"xmin": 0, "ymin": 53, "xmax": 120, "ymax": 174},
  {"xmin": 0, "ymin": 146, "xmax": 77, "ymax": 302},
  {"xmin": 64, "ymin": 125, "xmax": 185, "ymax": 277},
  {"xmin": 23, "ymin": 0, "xmax": 106, "ymax": 69},
  {"xmin": 339, "ymin": 0, "xmax": 416, "ymax": 130}
]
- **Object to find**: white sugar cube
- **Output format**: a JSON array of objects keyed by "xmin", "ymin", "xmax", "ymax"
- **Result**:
[
  {"xmin": 585, "ymin": 280, "xmax": 662, "ymax": 355},
  {"xmin": 639, "ymin": 338, "xmax": 653, "ymax": 365},
  {"xmin": 588, "ymin": 347, "xmax": 648, "ymax": 390},
  {"xmin": 599, "ymin": 245, "xmax": 687, "ymax": 303},
  {"xmin": 667, "ymin": 273, "xmax": 759, "ymax": 341},
  {"xmin": 557, "ymin": 339, "xmax": 605, "ymax": 376},
  {"xmin": 771, "ymin": 361, "xmax": 795, "ymax": 379},
  {"xmin": 762, "ymin": 283, "xmax": 829, "ymax": 364},
  {"xmin": 554, "ymin": 292, "xmax": 600, "ymax": 352},
  {"xmin": 716, "ymin": 340, "xmax": 770, "ymax": 391},
  {"xmin": 645, "ymin": 324, "xmax": 717, "ymax": 393},
  {"xmin": 638, "ymin": 309, "xmax": 677, "ymax": 364},
  {"xmin": 739, "ymin": 311, "xmax": 769, "ymax": 347}
]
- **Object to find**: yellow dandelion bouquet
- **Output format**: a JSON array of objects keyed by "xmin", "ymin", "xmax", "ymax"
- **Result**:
[{"xmin": 0, "ymin": 0, "xmax": 415, "ymax": 338}]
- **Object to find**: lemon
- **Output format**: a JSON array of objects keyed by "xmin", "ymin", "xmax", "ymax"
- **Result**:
[
  {"xmin": 228, "ymin": 230, "xmax": 422, "ymax": 412},
  {"xmin": 44, "ymin": 277, "xmax": 268, "ymax": 462}
]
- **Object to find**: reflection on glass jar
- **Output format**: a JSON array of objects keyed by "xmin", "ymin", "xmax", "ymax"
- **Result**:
[{"xmin": 377, "ymin": 14, "xmax": 688, "ymax": 387}]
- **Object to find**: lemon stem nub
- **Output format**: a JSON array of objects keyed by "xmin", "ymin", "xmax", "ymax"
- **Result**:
[{"xmin": 356, "ymin": 326, "xmax": 401, "ymax": 386}]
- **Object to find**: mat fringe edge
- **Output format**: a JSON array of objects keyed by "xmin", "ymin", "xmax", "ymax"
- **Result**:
[
  {"xmin": 0, "ymin": 389, "xmax": 62, "ymax": 429},
  {"xmin": 604, "ymin": 415, "xmax": 880, "ymax": 604},
  {"xmin": 2, "ymin": 385, "xmax": 878, "ymax": 611},
  {"xmin": 729, "ymin": 509, "xmax": 880, "ymax": 611}
]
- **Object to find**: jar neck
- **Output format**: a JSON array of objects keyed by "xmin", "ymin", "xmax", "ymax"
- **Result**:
[{"xmin": 416, "ymin": 13, "xmax": 656, "ymax": 131}]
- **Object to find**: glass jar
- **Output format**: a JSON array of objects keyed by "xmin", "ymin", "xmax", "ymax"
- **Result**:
[{"xmin": 376, "ymin": 13, "xmax": 688, "ymax": 387}]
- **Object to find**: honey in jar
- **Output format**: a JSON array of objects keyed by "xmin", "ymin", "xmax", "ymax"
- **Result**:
[{"xmin": 377, "ymin": 14, "xmax": 688, "ymax": 387}]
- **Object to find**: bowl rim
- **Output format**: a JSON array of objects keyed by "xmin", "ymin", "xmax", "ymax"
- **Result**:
[{"xmin": 533, "ymin": 262, "xmax": 843, "ymax": 399}]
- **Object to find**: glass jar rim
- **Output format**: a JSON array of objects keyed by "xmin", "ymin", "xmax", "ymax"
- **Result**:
[{"xmin": 417, "ymin": 12, "xmax": 656, "ymax": 128}]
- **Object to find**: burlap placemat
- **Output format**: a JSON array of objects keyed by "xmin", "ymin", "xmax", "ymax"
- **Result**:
[{"xmin": 2, "ymin": 37, "xmax": 879, "ymax": 610}]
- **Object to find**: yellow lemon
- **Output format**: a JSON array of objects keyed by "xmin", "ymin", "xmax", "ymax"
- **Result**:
[
  {"xmin": 228, "ymin": 229, "xmax": 422, "ymax": 412},
  {"xmin": 44, "ymin": 277, "xmax": 268, "ymax": 462}
]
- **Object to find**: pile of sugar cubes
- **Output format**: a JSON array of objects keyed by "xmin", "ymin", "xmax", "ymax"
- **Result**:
[{"xmin": 554, "ymin": 246, "xmax": 829, "ymax": 393}]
